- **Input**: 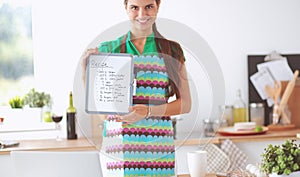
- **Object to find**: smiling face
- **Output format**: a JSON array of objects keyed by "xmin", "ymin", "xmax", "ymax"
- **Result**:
[{"xmin": 125, "ymin": 0, "xmax": 160, "ymax": 34}]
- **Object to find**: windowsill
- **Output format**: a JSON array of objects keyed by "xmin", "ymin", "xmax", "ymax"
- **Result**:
[
  {"xmin": 0, "ymin": 106, "xmax": 57, "ymax": 138},
  {"xmin": 0, "ymin": 122, "xmax": 55, "ymax": 133}
]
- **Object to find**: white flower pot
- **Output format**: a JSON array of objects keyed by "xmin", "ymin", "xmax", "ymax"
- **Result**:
[
  {"xmin": 4, "ymin": 107, "xmax": 43, "ymax": 124},
  {"xmin": 269, "ymin": 171, "xmax": 300, "ymax": 177}
]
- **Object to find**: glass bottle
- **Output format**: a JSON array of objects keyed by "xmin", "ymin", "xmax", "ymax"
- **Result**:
[
  {"xmin": 66, "ymin": 91, "xmax": 77, "ymax": 139},
  {"xmin": 233, "ymin": 89, "xmax": 247, "ymax": 123}
]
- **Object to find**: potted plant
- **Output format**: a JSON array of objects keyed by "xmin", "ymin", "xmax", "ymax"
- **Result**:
[
  {"xmin": 23, "ymin": 88, "xmax": 52, "ymax": 122},
  {"xmin": 7, "ymin": 96, "xmax": 25, "ymax": 123},
  {"xmin": 23, "ymin": 88, "xmax": 51, "ymax": 108},
  {"xmin": 260, "ymin": 139, "xmax": 300, "ymax": 177},
  {"xmin": 9, "ymin": 96, "xmax": 24, "ymax": 109}
]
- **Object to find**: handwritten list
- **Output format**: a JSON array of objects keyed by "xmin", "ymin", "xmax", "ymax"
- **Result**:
[
  {"xmin": 94, "ymin": 66, "xmax": 126, "ymax": 103},
  {"xmin": 86, "ymin": 54, "xmax": 133, "ymax": 114}
]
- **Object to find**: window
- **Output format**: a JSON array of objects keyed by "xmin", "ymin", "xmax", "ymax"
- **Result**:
[
  {"xmin": 0, "ymin": 1, "xmax": 34, "ymax": 106},
  {"xmin": 0, "ymin": 1, "xmax": 56, "ymax": 139}
]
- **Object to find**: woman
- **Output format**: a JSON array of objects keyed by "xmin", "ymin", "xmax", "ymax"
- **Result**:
[{"xmin": 83, "ymin": 0, "xmax": 191, "ymax": 176}]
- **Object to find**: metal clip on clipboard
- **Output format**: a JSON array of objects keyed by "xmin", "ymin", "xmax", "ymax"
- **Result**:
[
  {"xmin": 264, "ymin": 50, "xmax": 285, "ymax": 61},
  {"xmin": 132, "ymin": 78, "xmax": 137, "ymax": 96}
]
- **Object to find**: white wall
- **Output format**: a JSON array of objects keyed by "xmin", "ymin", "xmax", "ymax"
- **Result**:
[{"xmin": 31, "ymin": 0, "xmax": 300, "ymax": 135}]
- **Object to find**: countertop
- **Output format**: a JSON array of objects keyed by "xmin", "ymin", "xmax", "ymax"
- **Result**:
[
  {"xmin": 1, "ymin": 128, "xmax": 300, "ymax": 155},
  {"xmin": 178, "ymin": 174, "xmax": 216, "ymax": 177},
  {"xmin": 0, "ymin": 138, "xmax": 96, "ymax": 155}
]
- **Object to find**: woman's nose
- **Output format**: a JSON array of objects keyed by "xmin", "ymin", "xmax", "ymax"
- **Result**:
[{"xmin": 138, "ymin": 8, "xmax": 147, "ymax": 18}]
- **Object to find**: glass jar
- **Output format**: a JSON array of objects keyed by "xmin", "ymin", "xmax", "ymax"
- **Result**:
[
  {"xmin": 219, "ymin": 105, "xmax": 233, "ymax": 126},
  {"xmin": 203, "ymin": 119, "xmax": 217, "ymax": 137},
  {"xmin": 249, "ymin": 103, "xmax": 265, "ymax": 126}
]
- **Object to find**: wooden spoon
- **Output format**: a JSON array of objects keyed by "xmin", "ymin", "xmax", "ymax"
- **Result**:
[
  {"xmin": 278, "ymin": 70, "xmax": 299, "ymax": 124},
  {"xmin": 265, "ymin": 84, "xmax": 275, "ymax": 101},
  {"xmin": 265, "ymin": 84, "xmax": 279, "ymax": 124},
  {"xmin": 265, "ymin": 82, "xmax": 288, "ymax": 124},
  {"xmin": 274, "ymin": 81, "xmax": 281, "ymax": 105}
]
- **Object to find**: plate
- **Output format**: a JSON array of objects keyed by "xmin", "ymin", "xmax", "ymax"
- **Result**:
[{"xmin": 217, "ymin": 126, "xmax": 268, "ymax": 136}]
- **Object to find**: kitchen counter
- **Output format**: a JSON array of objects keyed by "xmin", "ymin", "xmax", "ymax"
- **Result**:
[
  {"xmin": 0, "ymin": 138, "xmax": 96, "ymax": 155},
  {"xmin": 1, "ymin": 128, "xmax": 299, "ymax": 155},
  {"xmin": 1, "ymin": 129, "xmax": 299, "ymax": 177},
  {"xmin": 178, "ymin": 174, "xmax": 216, "ymax": 177}
]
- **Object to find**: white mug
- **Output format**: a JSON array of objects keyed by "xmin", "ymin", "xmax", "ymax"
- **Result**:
[{"xmin": 187, "ymin": 150, "xmax": 207, "ymax": 177}]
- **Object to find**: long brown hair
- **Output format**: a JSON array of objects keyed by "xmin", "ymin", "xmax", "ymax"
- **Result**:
[
  {"xmin": 152, "ymin": 23, "xmax": 185, "ymax": 98},
  {"xmin": 120, "ymin": 23, "xmax": 185, "ymax": 98}
]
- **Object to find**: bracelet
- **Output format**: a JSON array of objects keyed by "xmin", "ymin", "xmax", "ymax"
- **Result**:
[{"xmin": 145, "ymin": 106, "xmax": 151, "ymax": 119}]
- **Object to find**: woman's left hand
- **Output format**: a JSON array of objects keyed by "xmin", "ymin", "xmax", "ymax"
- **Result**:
[{"xmin": 117, "ymin": 104, "xmax": 149, "ymax": 124}]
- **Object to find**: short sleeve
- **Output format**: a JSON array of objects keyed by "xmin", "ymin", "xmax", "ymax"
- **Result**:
[
  {"xmin": 98, "ymin": 41, "xmax": 113, "ymax": 53},
  {"xmin": 97, "ymin": 35, "xmax": 125, "ymax": 53}
]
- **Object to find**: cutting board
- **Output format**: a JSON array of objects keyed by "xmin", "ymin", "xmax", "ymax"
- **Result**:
[{"xmin": 281, "ymin": 78, "xmax": 300, "ymax": 127}]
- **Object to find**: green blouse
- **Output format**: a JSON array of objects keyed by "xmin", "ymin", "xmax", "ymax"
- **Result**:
[{"xmin": 98, "ymin": 31, "xmax": 158, "ymax": 56}]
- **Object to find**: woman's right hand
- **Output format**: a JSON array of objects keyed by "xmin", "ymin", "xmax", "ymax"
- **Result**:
[{"xmin": 81, "ymin": 47, "xmax": 99, "ymax": 84}]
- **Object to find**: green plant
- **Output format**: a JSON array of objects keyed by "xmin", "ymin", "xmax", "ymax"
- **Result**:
[
  {"xmin": 23, "ymin": 88, "xmax": 51, "ymax": 108},
  {"xmin": 261, "ymin": 139, "xmax": 300, "ymax": 175},
  {"xmin": 9, "ymin": 96, "xmax": 24, "ymax": 108}
]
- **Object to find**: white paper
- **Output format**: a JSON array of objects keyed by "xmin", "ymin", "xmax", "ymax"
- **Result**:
[
  {"xmin": 257, "ymin": 58, "xmax": 293, "ymax": 81},
  {"xmin": 250, "ymin": 68, "xmax": 275, "ymax": 105},
  {"xmin": 85, "ymin": 53, "xmax": 134, "ymax": 114}
]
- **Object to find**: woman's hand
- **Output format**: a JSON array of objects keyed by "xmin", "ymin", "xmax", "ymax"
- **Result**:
[
  {"xmin": 117, "ymin": 104, "xmax": 149, "ymax": 124},
  {"xmin": 81, "ymin": 47, "xmax": 99, "ymax": 84}
]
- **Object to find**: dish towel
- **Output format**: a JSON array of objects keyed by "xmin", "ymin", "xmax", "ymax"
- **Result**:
[
  {"xmin": 220, "ymin": 139, "xmax": 248, "ymax": 171},
  {"xmin": 202, "ymin": 144, "xmax": 231, "ymax": 173}
]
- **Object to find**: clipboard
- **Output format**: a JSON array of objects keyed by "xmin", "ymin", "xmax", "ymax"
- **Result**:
[
  {"xmin": 248, "ymin": 54, "xmax": 300, "ymax": 125},
  {"xmin": 85, "ymin": 53, "xmax": 134, "ymax": 115}
]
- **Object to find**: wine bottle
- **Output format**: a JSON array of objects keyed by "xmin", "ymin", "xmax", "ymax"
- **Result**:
[
  {"xmin": 233, "ymin": 89, "xmax": 247, "ymax": 123},
  {"xmin": 67, "ymin": 91, "xmax": 77, "ymax": 139}
]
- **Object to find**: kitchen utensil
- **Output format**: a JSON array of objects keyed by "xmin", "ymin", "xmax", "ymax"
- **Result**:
[
  {"xmin": 265, "ymin": 83, "xmax": 287, "ymax": 124},
  {"xmin": 278, "ymin": 70, "xmax": 299, "ymax": 122},
  {"xmin": 265, "ymin": 84, "xmax": 275, "ymax": 101},
  {"xmin": 273, "ymin": 81, "xmax": 283, "ymax": 124},
  {"xmin": 265, "ymin": 84, "xmax": 279, "ymax": 124},
  {"xmin": 274, "ymin": 81, "xmax": 281, "ymax": 105},
  {"xmin": 265, "ymin": 81, "xmax": 281, "ymax": 104}
]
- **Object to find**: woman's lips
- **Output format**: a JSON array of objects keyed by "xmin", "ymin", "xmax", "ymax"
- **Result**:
[{"xmin": 136, "ymin": 18, "xmax": 150, "ymax": 24}]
